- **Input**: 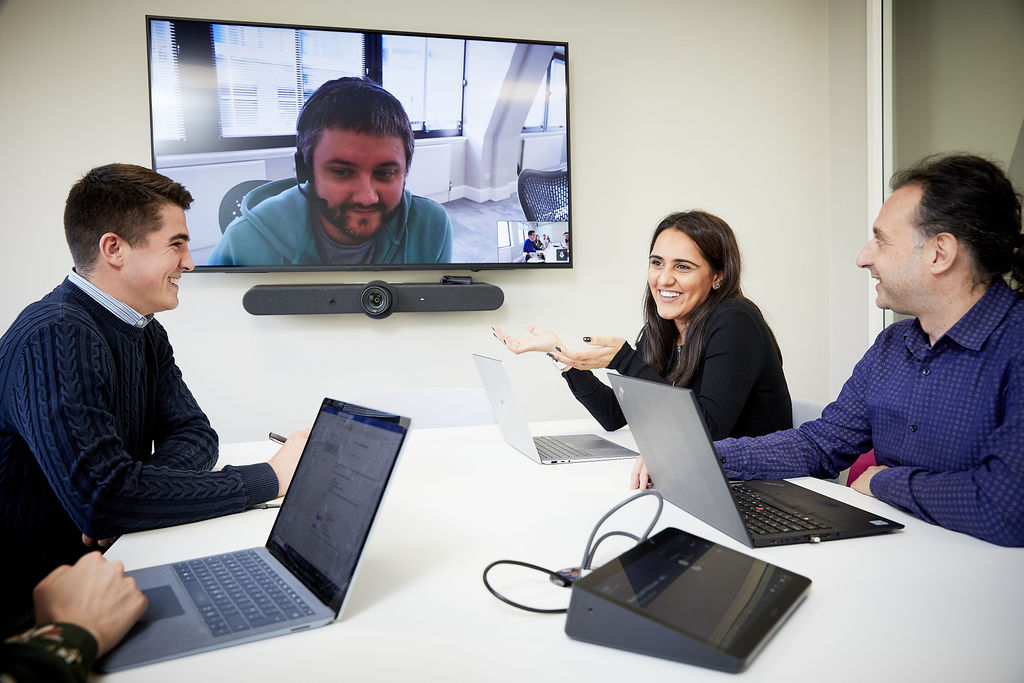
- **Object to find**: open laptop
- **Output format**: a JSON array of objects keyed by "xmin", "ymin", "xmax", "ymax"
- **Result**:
[
  {"xmin": 98, "ymin": 398, "xmax": 411, "ymax": 671},
  {"xmin": 609, "ymin": 374, "xmax": 903, "ymax": 547},
  {"xmin": 473, "ymin": 353, "xmax": 637, "ymax": 464}
]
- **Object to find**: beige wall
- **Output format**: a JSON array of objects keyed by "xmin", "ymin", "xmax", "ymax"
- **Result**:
[{"xmin": 0, "ymin": 0, "xmax": 875, "ymax": 441}]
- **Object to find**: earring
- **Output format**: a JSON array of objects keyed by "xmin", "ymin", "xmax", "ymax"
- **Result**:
[{"xmin": 713, "ymin": 282, "xmax": 721, "ymax": 290}]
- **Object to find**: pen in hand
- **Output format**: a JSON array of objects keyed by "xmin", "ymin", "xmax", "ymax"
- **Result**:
[{"xmin": 252, "ymin": 432, "xmax": 288, "ymax": 511}]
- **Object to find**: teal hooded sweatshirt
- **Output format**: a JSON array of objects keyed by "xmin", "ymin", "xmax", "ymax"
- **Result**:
[{"xmin": 208, "ymin": 179, "xmax": 453, "ymax": 266}]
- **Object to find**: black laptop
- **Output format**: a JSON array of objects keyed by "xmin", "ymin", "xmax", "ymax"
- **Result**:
[
  {"xmin": 98, "ymin": 398, "xmax": 410, "ymax": 671},
  {"xmin": 609, "ymin": 374, "xmax": 903, "ymax": 547}
]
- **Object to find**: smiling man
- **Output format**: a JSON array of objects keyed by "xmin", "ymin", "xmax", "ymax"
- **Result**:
[
  {"xmin": 714, "ymin": 154, "xmax": 1024, "ymax": 546},
  {"xmin": 209, "ymin": 77, "xmax": 453, "ymax": 266},
  {"xmin": 0, "ymin": 164, "xmax": 307, "ymax": 635}
]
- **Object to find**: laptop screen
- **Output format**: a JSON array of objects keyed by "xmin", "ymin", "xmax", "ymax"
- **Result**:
[
  {"xmin": 472, "ymin": 353, "xmax": 539, "ymax": 459},
  {"xmin": 266, "ymin": 399, "xmax": 409, "ymax": 613}
]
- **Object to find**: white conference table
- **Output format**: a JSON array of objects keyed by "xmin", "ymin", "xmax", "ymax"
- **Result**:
[{"xmin": 100, "ymin": 420, "xmax": 1024, "ymax": 682}]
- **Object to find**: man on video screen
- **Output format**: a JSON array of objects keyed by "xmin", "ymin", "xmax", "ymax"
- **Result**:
[{"xmin": 209, "ymin": 77, "xmax": 453, "ymax": 266}]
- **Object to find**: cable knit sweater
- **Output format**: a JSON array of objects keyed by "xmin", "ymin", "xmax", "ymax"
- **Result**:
[{"xmin": 0, "ymin": 279, "xmax": 278, "ymax": 632}]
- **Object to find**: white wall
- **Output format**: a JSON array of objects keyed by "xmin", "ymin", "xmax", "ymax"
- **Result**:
[
  {"xmin": 0, "ymin": 0, "xmax": 873, "ymax": 442},
  {"xmin": 827, "ymin": 0, "xmax": 875, "ymax": 392},
  {"xmin": 892, "ymin": 0, "xmax": 1024, "ymax": 171}
]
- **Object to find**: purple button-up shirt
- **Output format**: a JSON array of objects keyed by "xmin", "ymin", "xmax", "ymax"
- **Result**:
[{"xmin": 717, "ymin": 280, "xmax": 1024, "ymax": 546}]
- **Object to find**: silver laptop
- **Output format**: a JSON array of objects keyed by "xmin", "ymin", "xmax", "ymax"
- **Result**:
[
  {"xmin": 473, "ymin": 353, "xmax": 637, "ymax": 464},
  {"xmin": 98, "ymin": 398, "xmax": 411, "ymax": 671},
  {"xmin": 609, "ymin": 374, "xmax": 903, "ymax": 547}
]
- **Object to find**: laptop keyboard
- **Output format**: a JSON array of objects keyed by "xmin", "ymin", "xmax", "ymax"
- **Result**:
[
  {"xmin": 534, "ymin": 436, "xmax": 591, "ymax": 462},
  {"xmin": 174, "ymin": 549, "xmax": 315, "ymax": 636},
  {"xmin": 730, "ymin": 483, "xmax": 830, "ymax": 536}
]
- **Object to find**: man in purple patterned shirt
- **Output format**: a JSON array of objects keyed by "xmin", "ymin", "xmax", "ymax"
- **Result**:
[{"xmin": 710, "ymin": 154, "xmax": 1024, "ymax": 546}]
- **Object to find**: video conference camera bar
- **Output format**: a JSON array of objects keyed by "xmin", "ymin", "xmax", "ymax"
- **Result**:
[{"xmin": 242, "ymin": 278, "xmax": 504, "ymax": 319}]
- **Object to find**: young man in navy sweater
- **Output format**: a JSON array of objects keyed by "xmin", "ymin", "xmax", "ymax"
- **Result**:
[{"xmin": 0, "ymin": 164, "xmax": 307, "ymax": 633}]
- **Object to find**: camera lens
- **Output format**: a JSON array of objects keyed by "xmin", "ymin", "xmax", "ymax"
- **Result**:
[
  {"xmin": 366, "ymin": 289, "xmax": 385, "ymax": 309},
  {"xmin": 360, "ymin": 284, "xmax": 393, "ymax": 317}
]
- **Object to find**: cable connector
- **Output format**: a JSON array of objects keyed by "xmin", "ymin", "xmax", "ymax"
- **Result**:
[{"xmin": 549, "ymin": 567, "xmax": 581, "ymax": 587}]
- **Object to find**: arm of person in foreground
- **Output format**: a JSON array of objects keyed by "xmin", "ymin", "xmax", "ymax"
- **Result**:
[{"xmin": 0, "ymin": 553, "xmax": 147, "ymax": 682}]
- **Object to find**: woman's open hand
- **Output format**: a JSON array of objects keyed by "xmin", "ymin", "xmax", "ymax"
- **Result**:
[
  {"xmin": 492, "ymin": 323, "xmax": 565, "ymax": 355},
  {"xmin": 550, "ymin": 335, "xmax": 626, "ymax": 371}
]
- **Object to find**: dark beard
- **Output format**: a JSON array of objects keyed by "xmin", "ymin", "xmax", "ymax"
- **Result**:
[{"xmin": 320, "ymin": 201, "xmax": 397, "ymax": 244}]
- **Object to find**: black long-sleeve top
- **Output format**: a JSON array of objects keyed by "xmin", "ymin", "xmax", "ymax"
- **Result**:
[{"xmin": 563, "ymin": 298, "xmax": 792, "ymax": 440}]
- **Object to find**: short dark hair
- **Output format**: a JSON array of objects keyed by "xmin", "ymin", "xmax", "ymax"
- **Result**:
[
  {"xmin": 296, "ymin": 77, "xmax": 415, "ymax": 172},
  {"xmin": 891, "ymin": 153, "xmax": 1023, "ymax": 294},
  {"xmin": 640, "ymin": 211, "xmax": 781, "ymax": 385},
  {"xmin": 63, "ymin": 163, "xmax": 193, "ymax": 273}
]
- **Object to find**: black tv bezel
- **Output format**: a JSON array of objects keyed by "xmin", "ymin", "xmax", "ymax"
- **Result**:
[{"xmin": 145, "ymin": 15, "xmax": 573, "ymax": 274}]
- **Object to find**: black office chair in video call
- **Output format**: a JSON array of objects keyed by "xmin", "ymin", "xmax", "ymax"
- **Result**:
[
  {"xmin": 517, "ymin": 168, "xmax": 569, "ymax": 223},
  {"xmin": 218, "ymin": 179, "xmax": 271, "ymax": 233}
]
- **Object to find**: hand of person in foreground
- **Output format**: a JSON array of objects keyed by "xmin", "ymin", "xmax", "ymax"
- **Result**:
[
  {"xmin": 268, "ymin": 427, "xmax": 312, "ymax": 497},
  {"xmin": 33, "ymin": 551, "xmax": 148, "ymax": 657}
]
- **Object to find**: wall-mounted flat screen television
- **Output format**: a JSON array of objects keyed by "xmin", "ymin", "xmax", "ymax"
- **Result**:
[{"xmin": 146, "ymin": 16, "xmax": 571, "ymax": 272}]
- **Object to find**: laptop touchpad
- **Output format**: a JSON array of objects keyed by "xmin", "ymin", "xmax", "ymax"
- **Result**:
[
  {"xmin": 138, "ymin": 585, "xmax": 185, "ymax": 622},
  {"xmin": 563, "ymin": 434, "xmax": 627, "ymax": 451}
]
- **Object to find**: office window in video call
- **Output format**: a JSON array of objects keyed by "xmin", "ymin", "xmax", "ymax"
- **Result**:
[{"xmin": 147, "ymin": 17, "xmax": 572, "ymax": 271}]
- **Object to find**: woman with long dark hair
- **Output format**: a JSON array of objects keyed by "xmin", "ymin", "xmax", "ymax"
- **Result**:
[{"xmin": 493, "ymin": 210, "xmax": 792, "ymax": 487}]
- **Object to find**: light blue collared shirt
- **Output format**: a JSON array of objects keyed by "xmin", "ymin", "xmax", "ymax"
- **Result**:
[{"xmin": 67, "ymin": 270, "xmax": 153, "ymax": 328}]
